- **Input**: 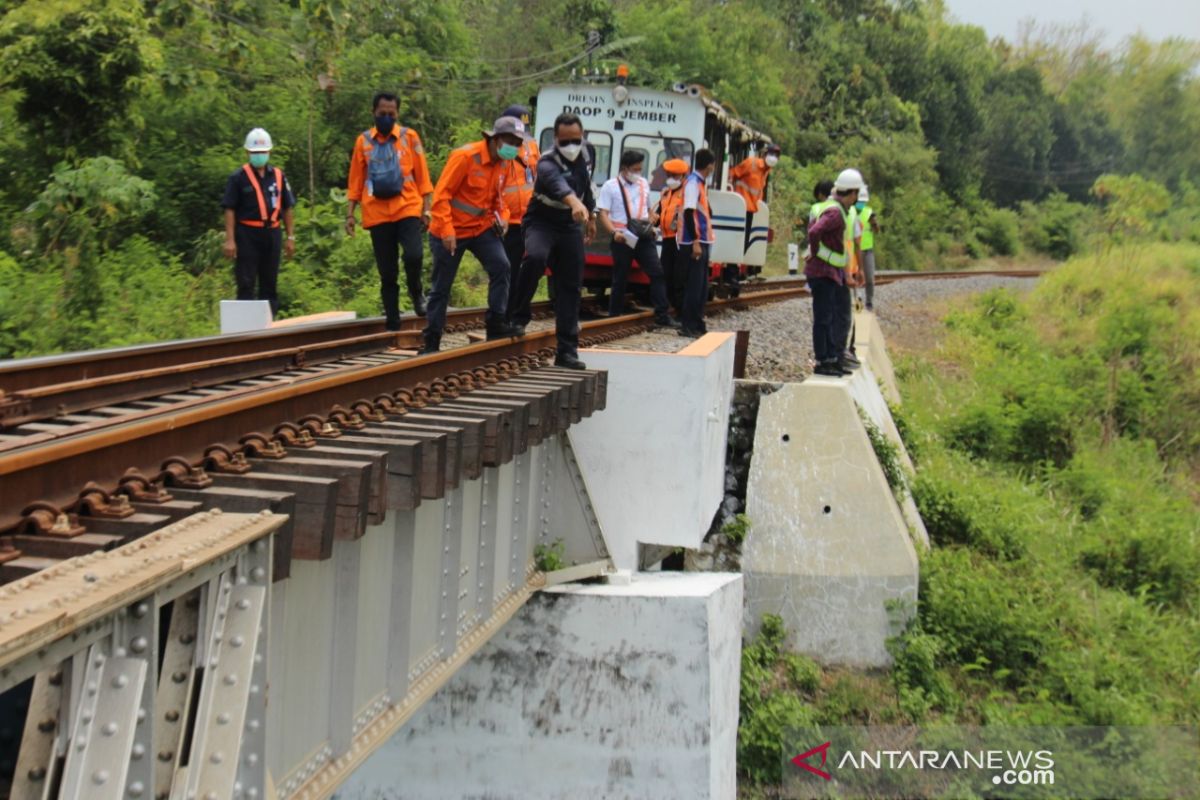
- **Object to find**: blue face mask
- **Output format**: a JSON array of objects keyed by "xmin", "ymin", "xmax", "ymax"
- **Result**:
[
  {"xmin": 497, "ymin": 143, "xmax": 520, "ymax": 161},
  {"xmin": 374, "ymin": 115, "xmax": 396, "ymax": 135},
  {"xmin": 855, "ymin": 200, "xmax": 866, "ymax": 211},
  {"xmin": 249, "ymin": 153, "xmax": 269, "ymax": 168}
]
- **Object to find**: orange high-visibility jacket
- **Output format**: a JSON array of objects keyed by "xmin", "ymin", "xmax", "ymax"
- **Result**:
[
  {"xmin": 429, "ymin": 140, "xmax": 509, "ymax": 240},
  {"xmin": 657, "ymin": 186, "xmax": 685, "ymax": 238},
  {"xmin": 501, "ymin": 139, "xmax": 540, "ymax": 223},
  {"xmin": 347, "ymin": 126, "xmax": 434, "ymax": 228},
  {"xmin": 729, "ymin": 156, "xmax": 771, "ymax": 213}
]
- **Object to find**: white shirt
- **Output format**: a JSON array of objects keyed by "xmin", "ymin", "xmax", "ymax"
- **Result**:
[{"xmin": 596, "ymin": 174, "xmax": 650, "ymax": 227}]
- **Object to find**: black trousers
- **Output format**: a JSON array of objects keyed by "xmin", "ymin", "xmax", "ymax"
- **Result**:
[
  {"xmin": 659, "ymin": 238, "xmax": 684, "ymax": 314},
  {"xmin": 681, "ymin": 242, "xmax": 710, "ymax": 332},
  {"xmin": 835, "ymin": 283, "xmax": 853, "ymax": 357},
  {"xmin": 502, "ymin": 223, "xmax": 525, "ymax": 316},
  {"xmin": 809, "ymin": 276, "xmax": 841, "ymax": 364},
  {"xmin": 609, "ymin": 235, "xmax": 669, "ymax": 318},
  {"xmin": 234, "ymin": 225, "xmax": 281, "ymax": 315},
  {"xmin": 511, "ymin": 219, "xmax": 583, "ymax": 358},
  {"xmin": 368, "ymin": 217, "xmax": 424, "ymax": 328}
]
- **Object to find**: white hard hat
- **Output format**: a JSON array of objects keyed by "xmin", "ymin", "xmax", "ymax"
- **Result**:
[
  {"xmin": 833, "ymin": 168, "xmax": 864, "ymax": 192},
  {"xmin": 860, "ymin": 185, "xmax": 870, "ymax": 201},
  {"xmin": 244, "ymin": 128, "xmax": 273, "ymax": 152}
]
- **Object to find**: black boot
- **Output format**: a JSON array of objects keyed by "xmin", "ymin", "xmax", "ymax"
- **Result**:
[
  {"xmin": 418, "ymin": 332, "xmax": 440, "ymax": 355},
  {"xmin": 404, "ymin": 262, "xmax": 427, "ymax": 317},
  {"xmin": 553, "ymin": 352, "xmax": 586, "ymax": 370},
  {"xmin": 655, "ymin": 314, "xmax": 681, "ymax": 329},
  {"xmin": 485, "ymin": 320, "xmax": 519, "ymax": 341}
]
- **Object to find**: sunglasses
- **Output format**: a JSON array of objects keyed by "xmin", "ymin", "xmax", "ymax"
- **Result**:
[{"xmin": 557, "ymin": 138, "xmax": 584, "ymax": 146}]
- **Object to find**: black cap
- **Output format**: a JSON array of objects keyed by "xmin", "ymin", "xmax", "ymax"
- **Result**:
[
  {"xmin": 765, "ymin": 143, "xmax": 782, "ymax": 154},
  {"xmin": 501, "ymin": 104, "xmax": 531, "ymax": 124}
]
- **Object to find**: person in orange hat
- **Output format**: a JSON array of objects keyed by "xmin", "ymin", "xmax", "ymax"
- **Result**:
[{"xmin": 654, "ymin": 157, "xmax": 691, "ymax": 316}]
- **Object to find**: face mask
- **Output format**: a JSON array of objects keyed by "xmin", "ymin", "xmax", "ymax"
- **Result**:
[
  {"xmin": 855, "ymin": 201, "xmax": 866, "ymax": 211},
  {"xmin": 665, "ymin": 177, "xmax": 682, "ymax": 189},
  {"xmin": 497, "ymin": 143, "xmax": 520, "ymax": 161},
  {"xmin": 765, "ymin": 155, "xmax": 779, "ymax": 167},
  {"xmin": 249, "ymin": 153, "xmax": 269, "ymax": 168},
  {"xmin": 622, "ymin": 170, "xmax": 642, "ymax": 183},
  {"xmin": 557, "ymin": 142, "xmax": 583, "ymax": 161},
  {"xmin": 374, "ymin": 114, "xmax": 396, "ymax": 135}
]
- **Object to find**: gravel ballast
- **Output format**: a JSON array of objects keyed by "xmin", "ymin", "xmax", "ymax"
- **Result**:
[{"xmin": 591, "ymin": 274, "xmax": 1037, "ymax": 382}]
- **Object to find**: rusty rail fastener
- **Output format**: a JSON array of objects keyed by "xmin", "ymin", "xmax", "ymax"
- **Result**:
[
  {"xmin": 116, "ymin": 470, "xmax": 173, "ymax": 504},
  {"xmin": 203, "ymin": 444, "xmax": 251, "ymax": 474},
  {"xmin": 273, "ymin": 421, "xmax": 316, "ymax": 449},
  {"xmin": 75, "ymin": 483, "xmax": 136, "ymax": 519},
  {"xmin": 159, "ymin": 456, "xmax": 213, "ymax": 489},
  {"xmin": 19, "ymin": 501, "xmax": 86, "ymax": 538},
  {"xmin": 299, "ymin": 413, "xmax": 341, "ymax": 438},
  {"xmin": 240, "ymin": 432, "xmax": 287, "ymax": 459}
]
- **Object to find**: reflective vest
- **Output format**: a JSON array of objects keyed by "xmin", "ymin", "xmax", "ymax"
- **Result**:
[
  {"xmin": 808, "ymin": 199, "xmax": 835, "ymax": 225},
  {"xmin": 239, "ymin": 164, "xmax": 284, "ymax": 228},
  {"xmin": 860, "ymin": 206, "xmax": 875, "ymax": 250},
  {"xmin": 730, "ymin": 157, "xmax": 769, "ymax": 213},
  {"xmin": 502, "ymin": 139, "xmax": 539, "ymax": 221},
  {"xmin": 677, "ymin": 172, "xmax": 713, "ymax": 245},
  {"xmin": 658, "ymin": 187, "xmax": 684, "ymax": 237},
  {"xmin": 814, "ymin": 203, "xmax": 852, "ymax": 269}
]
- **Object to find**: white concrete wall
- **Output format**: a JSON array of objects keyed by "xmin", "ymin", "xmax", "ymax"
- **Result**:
[
  {"xmin": 742, "ymin": 380, "xmax": 918, "ymax": 666},
  {"xmin": 568, "ymin": 334, "xmax": 735, "ymax": 570},
  {"xmin": 331, "ymin": 572, "xmax": 744, "ymax": 800},
  {"xmin": 845, "ymin": 361, "xmax": 929, "ymax": 549}
]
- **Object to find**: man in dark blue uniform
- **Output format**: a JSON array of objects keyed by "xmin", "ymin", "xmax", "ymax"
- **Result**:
[
  {"xmin": 508, "ymin": 112, "xmax": 596, "ymax": 370},
  {"xmin": 221, "ymin": 127, "xmax": 295, "ymax": 316}
]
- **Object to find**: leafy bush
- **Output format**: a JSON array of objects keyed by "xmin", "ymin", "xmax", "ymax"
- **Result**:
[
  {"xmin": 974, "ymin": 205, "xmax": 1021, "ymax": 256},
  {"xmin": 738, "ymin": 615, "xmax": 822, "ymax": 786},
  {"xmin": 886, "ymin": 626, "xmax": 961, "ymax": 719},
  {"xmin": 1019, "ymin": 192, "xmax": 1091, "ymax": 259},
  {"xmin": 861, "ymin": 412, "xmax": 909, "ymax": 499},
  {"xmin": 911, "ymin": 470, "xmax": 1024, "ymax": 560}
]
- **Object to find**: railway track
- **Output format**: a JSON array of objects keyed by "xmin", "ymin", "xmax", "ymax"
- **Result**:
[{"xmin": 0, "ymin": 269, "xmax": 1040, "ymax": 582}]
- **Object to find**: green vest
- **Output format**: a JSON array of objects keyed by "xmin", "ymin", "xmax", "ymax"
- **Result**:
[
  {"xmin": 860, "ymin": 206, "xmax": 875, "ymax": 250},
  {"xmin": 814, "ymin": 202, "xmax": 852, "ymax": 269},
  {"xmin": 808, "ymin": 199, "xmax": 836, "ymax": 225}
]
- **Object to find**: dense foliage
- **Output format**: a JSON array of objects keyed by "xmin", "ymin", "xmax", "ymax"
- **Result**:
[
  {"xmin": 1, "ymin": 0, "xmax": 1198, "ymax": 358},
  {"xmin": 738, "ymin": 244, "xmax": 1200, "ymax": 794}
]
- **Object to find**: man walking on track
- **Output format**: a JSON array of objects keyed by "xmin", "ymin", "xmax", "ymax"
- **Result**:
[{"xmin": 345, "ymin": 92, "xmax": 435, "ymax": 329}]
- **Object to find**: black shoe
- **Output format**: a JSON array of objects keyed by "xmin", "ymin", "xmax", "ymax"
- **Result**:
[
  {"xmin": 838, "ymin": 359, "xmax": 859, "ymax": 374},
  {"xmin": 678, "ymin": 327, "xmax": 703, "ymax": 338},
  {"xmin": 410, "ymin": 293, "xmax": 427, "ymax": 317},
  {"xmin": 418, "ymin": 333, "xmax": 440, "ymax": 354},
  {"xmin": 554, "ymin": 353, "xmax": 586, "ymax": 370},
  {"xmin": 813, "ymin": 363, "xmax": 843, "ymax": 377},
  {"xmin": 510, "ymin": 324, "xmax": 526, "ymax": 337},
  {"xmin": 655, "ymin": 315, "xmax": 681, "ymax": 329},
  {"xmin": 385, "ymin": 318, "xmax": 402, "ymax": 332},
  {"xmin": 485, "ymin": 321, "xmax": 519, "ymax": 341},
  {"xmin": 842, "ymin": 353, "xmax": 861, "ymax": 367}
]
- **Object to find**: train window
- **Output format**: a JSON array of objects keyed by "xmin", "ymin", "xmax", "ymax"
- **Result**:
[
  {"xmin": 586, "ymin": 131, "xmax": 613, "ymax": 181},
  {"xmin": 622, "ymin": 135, "xmax": 694, "ymax": 191}
]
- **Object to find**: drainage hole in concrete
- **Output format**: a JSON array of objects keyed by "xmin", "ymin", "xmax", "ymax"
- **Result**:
[
  {"xmin": 782, "ymin": 433, "xmax": 790, "ymax": 442},
  {"xmin": 823, "ymin": 505, "xmax": 832, "ymax": 514}
]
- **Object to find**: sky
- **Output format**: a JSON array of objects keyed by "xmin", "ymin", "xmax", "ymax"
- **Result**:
[{"xmin": 940, "ymin": 0, "xmax": 1200, "ymax": 46}]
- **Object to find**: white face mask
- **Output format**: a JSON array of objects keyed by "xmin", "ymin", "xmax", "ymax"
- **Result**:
[
  {"xmin": 665, "ymin": 177, "xmax": 682, "ymax": 189},
  {"xmin": 622, "ymin": 170, "xmax": 642, "ymax": 183},
  {"xmin": 765, "ymin": 155, "xmax": 779, "ymax": 167},
  {"xmin": 557, "ymin": 142, "xmax": 583, "ymax": 162}
]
